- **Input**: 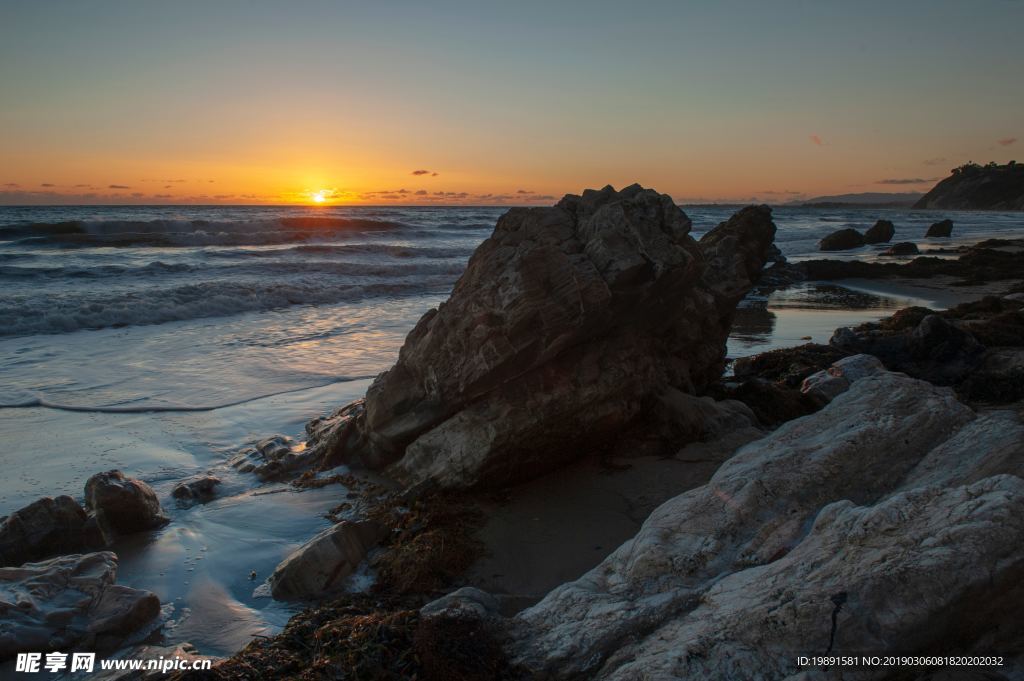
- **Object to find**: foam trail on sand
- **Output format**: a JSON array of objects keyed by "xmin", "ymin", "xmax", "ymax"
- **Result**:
[{"xmin": 0, "ymin": 376, "xmax": 375, "ymax": 413}]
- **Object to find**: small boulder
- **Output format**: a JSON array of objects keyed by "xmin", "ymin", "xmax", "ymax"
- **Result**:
[
  {"xmin": 0, "ymin": 552, "xmax": 161, "ymax": 659},
  {"xmin": 421, "ymin": 587, "xmax": 500, "ymax": 620},
  {"xmin": 84, "ymin": 470, "xmax": 169, "ymax": 542},
  {"xmin": 269, "ymin": 520, "xmax": 384, "ymax": 600},
  {"xmin": 801, "ymin": 354, "xmax": 886, "ymax": 405},
  {"xmin": 863, "ymin": 219, "xmax": 895, "ymax": 244},
  {"xmin": 0, "ymin": 495, "xmax": 93, "ymax": 567},
  {"xmin": 230, "ymin": 435, "xmax": 315, "ymax": 480},
  {"xmin": 881, "ymin": 242, "xmax": 920, "ymax": 256},
  {"xmin": 926, "ymin": 219, "xmax": 954, "ymax": 237},
  {"xmin": 171, "ymin": 475, "xmax": 221, "ymax": 504},
  {"xmin": 819, "ymin": 228, "xmax": 865, "ymax": 251}
]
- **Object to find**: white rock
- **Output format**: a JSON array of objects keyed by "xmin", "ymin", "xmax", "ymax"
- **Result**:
[{"xmin": 508, "ymin": 370, "xmax": 1020, "ymax": 678}]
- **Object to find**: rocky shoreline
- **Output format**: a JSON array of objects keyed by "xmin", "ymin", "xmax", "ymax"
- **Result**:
[{"xmin": 3, "ymin": 186, "xmax": 1023, "ymax": 680}]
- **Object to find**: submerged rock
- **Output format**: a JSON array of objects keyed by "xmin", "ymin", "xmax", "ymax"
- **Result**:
[
  {"xmin": 0, "ymin": 495, "xmax": 95, "ymax": 567},
  {"xmin": 507, "ymin": 371, "xmax": 1024, "ymax": 679},
  {"xmin": 0, "ymin": 552, "xmax": 161, "ymax": 660},
  {"xmin": 818, "ymin": 227, "xmax": 864, "ymax": 251},
  {"xmin": 926, "ymin": 218, "xmax": 954, "ymax": 237},
  {"xmin": 84, "ymin": 470, "xmax": 169, "ymax": 543},
  {"xmin": 171, "ymin": 475, "xmax": 221, "ymax": 504},
  {"xmin": 307, "ymin": 185, "xmax": 776, "ymax": 489},
  {"xmin": 881, "ymin": 241, "xmax": 920, "ymax": 256},
  {"xmin": 863, "ymin": 218, "xmax": 895, "ymax": 243},
  {"xmin": 230, "ymin": 434, "xmax": 314, "ymax": 480},
  {"xmin": 269, "ymin": 520, "xmax": 384, "ymax": 600}
]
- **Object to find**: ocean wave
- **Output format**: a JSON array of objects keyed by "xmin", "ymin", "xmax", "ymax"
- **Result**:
[
  {"xmin": 0, "ymin": 278, "xmax": 453, "ymax": 337},
  {"xmin": 210, "ymin": 243, "xmax": 476, "ymax": 259},
  {"xmin": 0, "ymin": 216, "xmax": 407, "ymax": 248},
  {"xmin": 0, "ymin": 259, "xmax": 467, "ymax": 281}
]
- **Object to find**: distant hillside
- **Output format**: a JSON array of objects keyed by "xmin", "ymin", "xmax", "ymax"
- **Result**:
[
  {"xmin": 914, "ymin": 162, "xmax": 1024, "ymax": 210},
  {"xmin": 797, "ymin": 192, "xmax": 922, "ymax": 208}
]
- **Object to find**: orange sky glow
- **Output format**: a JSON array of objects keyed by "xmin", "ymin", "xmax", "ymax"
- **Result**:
[{"xmin": 1, "ymin": 2, "xmax": 1020, "ymax": 207}]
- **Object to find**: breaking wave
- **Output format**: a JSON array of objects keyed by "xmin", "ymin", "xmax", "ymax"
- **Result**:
[
  {"xmin": 0, "ymin": 216, "xmax": 408, "ymax": 248},
  {"xmin": 0, "ymin": 278, "xmax": 454, "ymax": 337}
]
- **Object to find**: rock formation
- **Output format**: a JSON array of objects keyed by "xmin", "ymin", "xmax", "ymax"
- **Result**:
[
  {"xmin": 305, "ymin": 185, "xmax": 777, "ymax": 490},
  {"xmin": 926, "ymin": 218, "xmax": 954, "ymax": 237},
  {"xmin": 863, "ymin": 219, "xmax": 895, "ymax": 243},
  {"xmin": 818, "ymin": 227, "xmax": 864, "ymax": 251},
  {"xmin": 507, "ymin": 367, "xmax": 1024, "ymax": 679},
  {"xmin": 914, "ymin": 163, "xmax": 1024, "ymax": 210},
  {"xmin": 0, "ymin": 552, "xmax": 161, "ymax": 660},
  {"xmin": 269, "ymin": 520, "xmax": 385, "ymax": 600},
  {"xmin": 85, "ymin": 470, "xmax": 169, "ymax": 543},
  {"xmin": 0, "ymin": 495, "xmax": 96, "ymax": 567},
  {"xmin": 172, "ymin": 475, "xmax": 221, "ymax": 505},
  {"xmin": 881, "ymin": 241, "xmax": 919, "ymax": 256}
]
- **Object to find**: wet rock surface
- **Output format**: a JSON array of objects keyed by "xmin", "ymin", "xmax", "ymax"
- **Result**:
[
  {"xmin": 171, "ymin": 475, "xmax": 222, "ymax": 505},
  {"xmin": 0, "ymin": 552, "xmax": 161, "ymax": 660},
  {"xmin": 85, "ymin": 470, "xmax": 169, "ymax": 543},
  {"xmin": 269, "ymin": 520, "xmax": 385, "ymax": 601},
  {"xmin": 926, "ymin": 218, "xmax": 954, "ymax": 237},
  {"xmin": 881, "ymin": 241, "xmax": 919, "ymax": 256},
  {"xmin": 306, "ymin": 185, "xmax": 776, "ymax": 490},
  {"xmin": 819, "ymin": 227, "xmax": 864, "ymax": 251},
  {"xmin": 0, "ymin": 495, "xmax": 97, "ymax": 567},
  {"xmin": 863, "ymin": 219, "xmax": 895, "ymax": 244}
]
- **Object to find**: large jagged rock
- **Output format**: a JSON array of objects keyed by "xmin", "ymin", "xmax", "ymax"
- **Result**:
[
  {"xmin": 507, "ymin": 370, "xmax": 1024, "ymax": 679},
  {"xmin": 0, "ymin": 552, "xmax": 161, "ymax": 660},
  {"xmin": 308, "ymin": 185, "xmax": 776, "ymax": 489},
  {"xmin": 0, "ymin": 495, "xmax": 96, "ymax": 567}
]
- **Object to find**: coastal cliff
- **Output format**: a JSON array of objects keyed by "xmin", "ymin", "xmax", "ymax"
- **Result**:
[{"xmin": 914, "ymin": 162, "xmax": 1024, "ymax": 210}]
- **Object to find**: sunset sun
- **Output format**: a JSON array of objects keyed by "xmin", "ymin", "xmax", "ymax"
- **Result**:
[{"xmin": 311, "ymin": 190, "xmax": 327, "ymax": 204}]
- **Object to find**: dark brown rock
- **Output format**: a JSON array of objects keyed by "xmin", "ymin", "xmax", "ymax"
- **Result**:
[
  {"xmin": 306, "ymin": 185, "xmax": 776, "ymax": 489},
  {"xmin": 882, "ymin": 241, "xmax": 920, "ymax": 256},
  {"xmin": 84, "ymin": 470, "xmax": 169, "ymax": 542},
  {"xmin": 0, "ymin": 495, "xmax": 93, "ymax": 567},
  {"xmin": 863, "ymin": 219, "xmax": 895, "ymax": 244},
  {"xmin": 818, "ymin": 228, "xmax": 865, "ymax": 251},
  {"xmin": 926, "ymin": 219, "xmax": 954, "ymax": 237}
]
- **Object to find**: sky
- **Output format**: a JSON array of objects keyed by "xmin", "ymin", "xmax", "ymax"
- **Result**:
[{"xmin": 1, "ymin": 0, "xmax": 1021, "ymax": 206}]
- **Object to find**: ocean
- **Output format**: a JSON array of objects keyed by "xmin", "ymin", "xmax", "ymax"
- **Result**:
[{"xmin": 0, "ymin": 202, "xmax": 1020, "ymax": 658}]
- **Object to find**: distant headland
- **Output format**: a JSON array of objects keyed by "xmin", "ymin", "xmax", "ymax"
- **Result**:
[{"xmin": 914, "ymin": 161, "xmax": 1024, "ymax": 210}]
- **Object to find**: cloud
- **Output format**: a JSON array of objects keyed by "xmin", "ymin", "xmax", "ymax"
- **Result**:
[
  {"xmin": 131, "ymin": 192, "xmax": 144, "ymax": 197},
  {"xmin": 875, "ymin": 177, "xmax": 937, "ymax": 185},
  {"xmin": 415, "ymin": 190, "xmax": 427, "ymax": 195},
  {"xmin": 74, "ymin": 183, "xmax": 92, "ymax": 188},
  {"xmin": 922, "ymin": 157, "xmax": 948, "ymax": 166},
  {"xmin": 809, "ymin": 135, "xmax": 824, "ymax": 146},
  {"xmin": 108, "ymin": 184, "xmax": 131, "ymax": 189},
  {"xmin": 411, "ymin": 169, "xmax": 437, "ymax": 176},
  {"xmin": 516, "ymin": 189, "xmax": 532, "ymax": 194},
  {"xmin": 3, "ymin": 182, "xmax": 19, "ymax": 188},
  {"xmin": 998, "ymin": 137, "xmax": 1017, "ymax": 147},
  {"xmin": 40, "ymin": 183, "xmax": 55, "ymax": 187}
]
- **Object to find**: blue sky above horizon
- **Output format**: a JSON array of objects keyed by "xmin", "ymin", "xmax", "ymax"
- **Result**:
[{"xmin": 1, "ymin": 0, "xmax": 1021, "ymax": 205}]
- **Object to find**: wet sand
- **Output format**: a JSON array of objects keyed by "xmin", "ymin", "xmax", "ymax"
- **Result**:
[{"xmin": 465, "ymin": 429, "xmax": 762, "ymax": 612}]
